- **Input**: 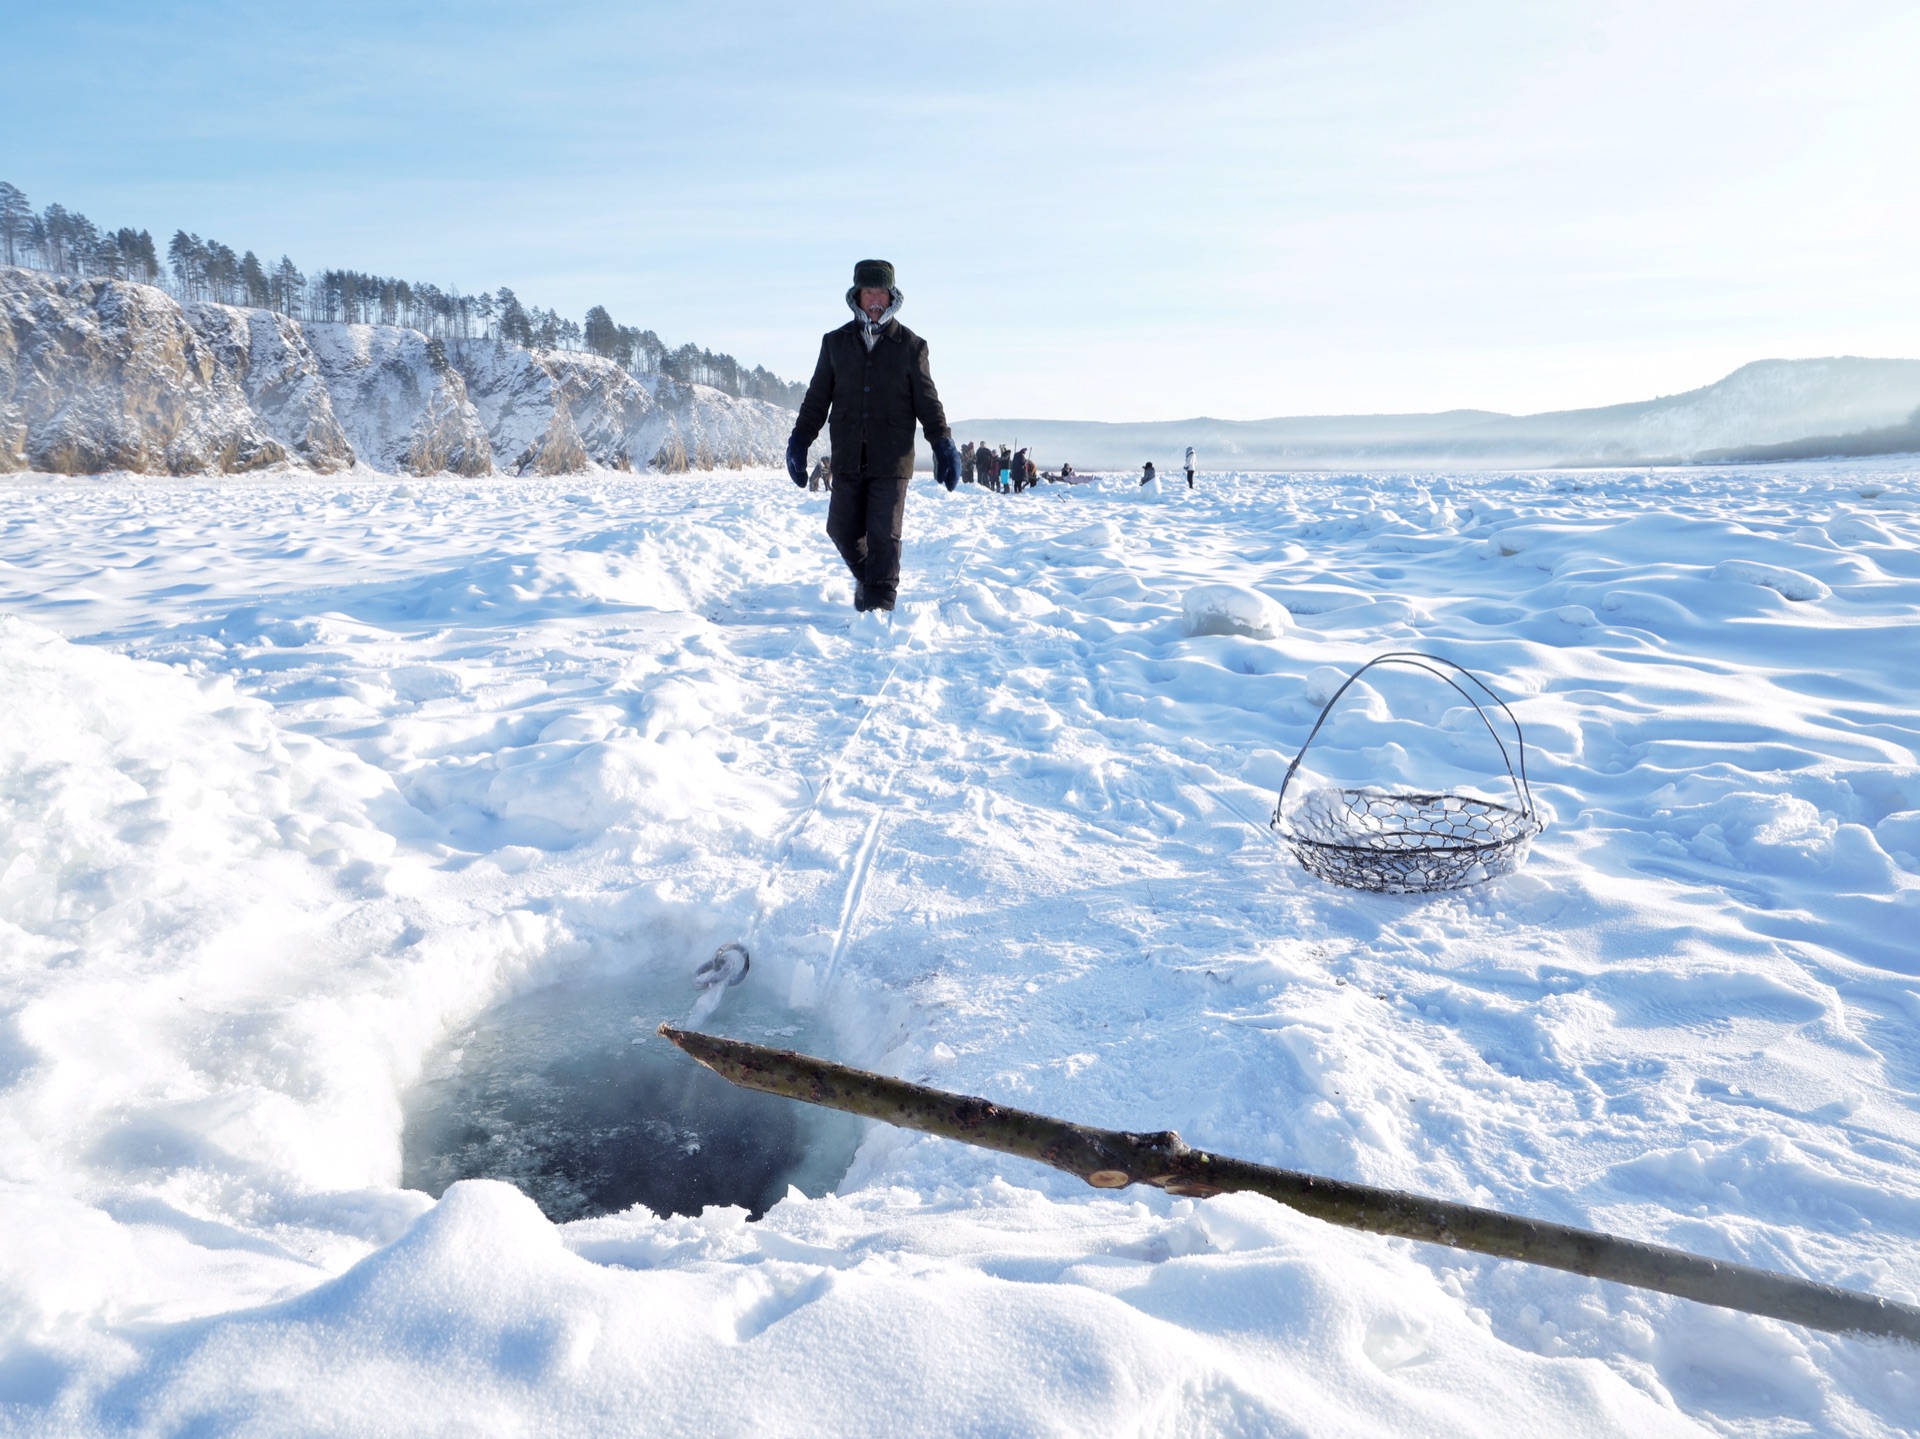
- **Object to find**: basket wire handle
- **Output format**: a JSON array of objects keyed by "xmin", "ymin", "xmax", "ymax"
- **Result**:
[{"xmin": 1272, "ymin": 652, "xmax": 1537, "ymax": 828}]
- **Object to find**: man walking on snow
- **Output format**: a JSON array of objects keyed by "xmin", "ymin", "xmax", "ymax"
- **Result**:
[{"xmin": 786, "ymin": 260, "xmax": 962, "ymax": 612}]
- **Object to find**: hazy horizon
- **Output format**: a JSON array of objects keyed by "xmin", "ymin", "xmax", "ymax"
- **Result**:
[
  {"xmin": 952, "ymin": 355, "xmax": 1920, "ymax": 427},
  {"xmin": 10, "ymin": 1, "xmax": 1917, "ymax": 424}
]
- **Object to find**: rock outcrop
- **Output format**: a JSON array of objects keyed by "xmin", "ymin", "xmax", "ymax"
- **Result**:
[
  {"xmin": 0, "ymin": 266, "xmax": 792, "ymax": 477},
  {"xmin": 304, "ymin": 323, "xmax": 492, "ymax": 476},
  {"xmin": 634, "ymin": 376, "xmax": 793, "ymax": 472},
  {"xmin": 184, "ymin": 302, "xmax": 354, "ymax": 471},
  {"xmin": 0, "ymin": 267, "xmax": 351, "ymax": 475},
  {"xmin": 447, "ymin": 341, "xmax": 793, "ymax": 475},
  {"xmin": 450, "ymin": 341, "xmax": 652, "ymax": 474}
]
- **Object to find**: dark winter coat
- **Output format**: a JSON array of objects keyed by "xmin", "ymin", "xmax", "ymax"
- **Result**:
[{"xmin": 792, "ymin": 319, "xmax": 951, "ymax": 481}]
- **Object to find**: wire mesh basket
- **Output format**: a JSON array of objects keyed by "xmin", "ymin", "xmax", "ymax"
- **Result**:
[{"xmin": 1271, "ymin": 653, "xmax": 1542, "ymax": 893}]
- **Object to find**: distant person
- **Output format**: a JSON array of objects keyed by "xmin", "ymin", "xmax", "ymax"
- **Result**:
[
  {"xmin": 960, "ymin": 441, "xmax": 975, "ymax": 484},
  {"xmin": 998, "ymin": 445, "xmax": 1012, "ymax": 493},
  {"xmin": 1140, "ymin": 460, "xmax": 1156, "ymax": 487},
  {"xmin": 807, "ymin": 455, "xmax": 831, "ymax": 492},
  {"xmin": 1184, "ymin": 445, "xmax": 1196, "ymax": 489},
  {"xmin": 787, "ymin": 259, "xmax": 962, "ymax": 612},
  {"xmin": 1012, "ymin": 448, "xmax": 1030, "ymax": 492},
  {"xmin": 1060, "ymin": 461, "xmax": 1075, "ymax": 482},
  {"xmin": 973, "ymin": 443, "xmax": 995, "ymax": 488}
]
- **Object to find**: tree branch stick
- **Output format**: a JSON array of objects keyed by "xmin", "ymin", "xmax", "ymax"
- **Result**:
[{"xmin": 659, "ymin": 1024, "xmax": 1919, "ymax": 1345}]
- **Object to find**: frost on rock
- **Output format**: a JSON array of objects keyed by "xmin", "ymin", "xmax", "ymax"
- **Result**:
[
  {"xmin": 450, "ymin": 341, "xmax": 648, "ymax": 474},
  {"xmin": 0, "ymin": 266, "xmax": 347, "ymax": 475},
  {"xmin": 1182, "ymin": 583, "xmax": 1290, "ymax": 638},
  {"xmin": 0, "ymin": 266, "xmax": 793, "ymax": 478},
  {"xmin": 634, "ymin": 375, "xmax": 791, "ymax": 473},
  {"xmin": 445, "ymin": 342, "xmax": 791, "ymax": 474},
  {"xmin": 305, "ymin": 323, "xmax": 493, "ymax": 477},
  {"xmin": 184, "ymin": 301, "xmax": 353, "ymax": 471}
]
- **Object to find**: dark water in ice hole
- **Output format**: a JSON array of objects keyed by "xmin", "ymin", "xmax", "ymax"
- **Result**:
[{"xmin": 402, "ymin": 969, "xmax": 864, "ymax": 1222}]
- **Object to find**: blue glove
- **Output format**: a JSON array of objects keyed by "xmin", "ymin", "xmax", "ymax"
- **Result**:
[
  {"xmin": 933, "ymin": 437, "xmax": 961, "ymax": 492},
  {"xmin": 786, "ymin": 434, "xmax": 808, "ymax": 488}
]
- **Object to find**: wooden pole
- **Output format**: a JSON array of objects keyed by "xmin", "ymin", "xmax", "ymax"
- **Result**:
[{"xmin": 659, "ymin": 1024, "xmax": 1920, "ymax": 1345}]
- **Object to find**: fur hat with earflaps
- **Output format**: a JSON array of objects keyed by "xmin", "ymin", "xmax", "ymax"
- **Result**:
[{"xmin": 847, "ymin": 259, "xmax": 904, "ymax": 320}]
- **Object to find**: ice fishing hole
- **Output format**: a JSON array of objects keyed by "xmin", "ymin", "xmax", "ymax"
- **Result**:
[{"xmin": 403, "ymin": 968, "xmax": 863, "ymax": 1222}]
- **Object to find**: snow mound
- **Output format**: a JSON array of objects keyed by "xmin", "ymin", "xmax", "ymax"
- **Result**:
[
  {"xmin": 1183, "ymin": 583, "xmax": 1289, "ymax": 638},
  {"xmin": 1825, "ymin": 512, "xmax": 1898, "ymax": 546},
  {"xmin": 1876, "ymin": 810, "xmax": 1920, "ymax": 869},
  {"xmin": 95, "ymin": 1180, "xmax": 1696, "ymax": 1439},
  {"xmin": 0, "ymin": 615, "xmax": 433, "ymax": 1196},
  {"xmin": 1708, "ymin": 559, "xmax": 1831, "ymax": 602}
]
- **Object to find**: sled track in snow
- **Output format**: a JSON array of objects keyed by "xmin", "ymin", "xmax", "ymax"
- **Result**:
[{"xmin": 731, "ymin": 513, "xmax": 991, "ymax": 958}]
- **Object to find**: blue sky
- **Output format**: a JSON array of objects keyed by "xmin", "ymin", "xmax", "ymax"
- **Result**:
[{"xmin": 6, "ymin": 0, "xmax": 1917, "ymax": 420}]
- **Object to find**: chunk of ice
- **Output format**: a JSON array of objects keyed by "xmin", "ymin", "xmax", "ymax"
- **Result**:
[{"xmin": 1182, "ymin": 583, "xmax": 1290, "ymax": 639}]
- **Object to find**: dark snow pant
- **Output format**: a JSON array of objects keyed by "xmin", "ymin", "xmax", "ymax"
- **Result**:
[{"xmin": 826, "ymin": 471, "xmax": 909, "ymax": 607}]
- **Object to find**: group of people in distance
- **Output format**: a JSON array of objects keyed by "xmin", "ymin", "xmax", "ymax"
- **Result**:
[
  {"xmin": 804, "ymin": 442, "xmax": 1078, "ymax": 495},
  {"xmin": 803, "ymin": 436, "xmax": 1196, "ymax": 497},
  {"xmin": 959, "ymin": 441, "xmax": 1076, "ymax": 493}
]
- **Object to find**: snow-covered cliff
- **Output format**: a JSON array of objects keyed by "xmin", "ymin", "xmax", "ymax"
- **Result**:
[
  {"xmin": 633, "ymin": 375, "xmax": 794, "ymax": 473},
  {"xmin": 0, "ymin": 267, "xmax": 352, "ymax": 474},
  {"xmin": 0, "ymin": 267, "xmax": 792, "ymax": 477},
  {"xmin": 450, "ymin": 342, "xmax": 652, "ymax": 474},
  {"xmin": 448, "ymin": 341, "xmax": 793, "ymax": 475},
  {"xmin": 305, "ymin": 324, "xmax": 492, "ymax": 477}
]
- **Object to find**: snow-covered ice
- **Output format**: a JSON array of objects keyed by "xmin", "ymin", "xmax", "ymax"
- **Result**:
[
  {"xmin": 1182, "ymin": 582, "xmax": 1290, "ymax": 640},
  {"xmin": 1, "ymin": 462, "xmax": 1918, "ymax": 1434}
]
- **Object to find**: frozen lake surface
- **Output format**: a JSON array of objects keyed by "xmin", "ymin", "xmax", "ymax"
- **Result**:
[{"xmin": 1, "ymin": 462, "xmax": 1917, "ymax": 1434}]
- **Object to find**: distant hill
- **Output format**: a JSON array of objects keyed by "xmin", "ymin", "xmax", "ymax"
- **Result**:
[
  {"xmin": 1696, "ymin": 408, "xmax": 1920, "ymax": 464},
  {"xmin": 951, "ymin": 357, "xmax": 1920, "ymax": 471}
]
